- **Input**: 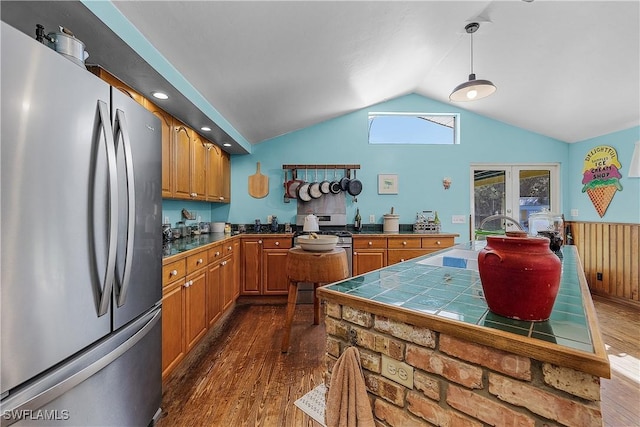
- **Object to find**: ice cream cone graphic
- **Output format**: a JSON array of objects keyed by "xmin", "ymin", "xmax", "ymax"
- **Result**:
[{"xmin": 581, "ymin": 145, "xmax": 622, "ymax": 217}]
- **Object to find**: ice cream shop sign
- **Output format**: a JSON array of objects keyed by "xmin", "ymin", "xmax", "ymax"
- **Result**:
[{"xmin": 581, "ymin": 145, "xmax": 623, "ymax": 217}]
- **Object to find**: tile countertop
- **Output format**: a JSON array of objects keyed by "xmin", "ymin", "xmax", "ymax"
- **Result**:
[{"xmin": 317, "ymin": 242, "xmax": 611, "ymax": 378}]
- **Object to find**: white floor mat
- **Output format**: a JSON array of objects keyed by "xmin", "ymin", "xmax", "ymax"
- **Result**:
[{"xmin": 294, "ymin": 384, "xmax": 327, "ymax": 426}]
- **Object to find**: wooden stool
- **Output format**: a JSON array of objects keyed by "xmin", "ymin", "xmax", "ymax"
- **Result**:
[{"xmin": 281, "ymin": 247, "xmax": 349, "ymax": 352}]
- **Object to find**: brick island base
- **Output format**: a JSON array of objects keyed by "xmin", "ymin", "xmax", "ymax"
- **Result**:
[{"xmin": 322, "ymin": 302, "xmax": 603, "ymax": 427}]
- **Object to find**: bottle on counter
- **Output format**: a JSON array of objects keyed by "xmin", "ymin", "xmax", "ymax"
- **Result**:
[
  {"xmin": 354, "ymin": 208, "xmax": 362, "ymax": 232},
  {"xmin": 271, "ymin": 215, "xmax": 279, "ymax": 232},
  {"xmin": 434, "ymin": 211, "xmax": 440, "ymax": 225}
]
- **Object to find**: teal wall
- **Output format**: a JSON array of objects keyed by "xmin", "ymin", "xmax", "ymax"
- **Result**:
[
  {"xmin": 221, "ymin": 93, "xmax": 569, "ymax": 240},
  {"xmin": 567, "ymin": 126, "xmax": 640, "ymax": 224}
]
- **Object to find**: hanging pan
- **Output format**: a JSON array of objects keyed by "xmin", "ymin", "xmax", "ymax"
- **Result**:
[
  {"xmin": 339, "ymin": 169, "xmax": 351, "ymax": 191},
  {"xmin": 309, "ymin": 169, "xmax": 323, "ymax": 199},
  {"xmin": 320, "ymin": 168, "xmax": 331, "ymax": 194},
  {"xmin": 347, "ymin": 169, "xmax": 362, "ymax": 196},
  {"xmin": 330, "ymin": 168, "xmax": 342, "ymax": 194},
  {"xmin": 285, "ymin": 169, "xmax": 304, "ymax": 199},
  {"xmin": 297, "ymin": 170, "xmax": 312, "ymax": 202}
]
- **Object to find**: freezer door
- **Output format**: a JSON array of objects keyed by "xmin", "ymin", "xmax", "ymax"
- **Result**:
[
  {"xmin": 0, "ymin": 308, "xmax": 162, "ymax": 427},
  {"xmin": 1, "ymin": 23, "xmax": 113, "ymax": 394},
  {"xmin": 111, "ymin": 89, "xmax": 162, "ymax": 329}
]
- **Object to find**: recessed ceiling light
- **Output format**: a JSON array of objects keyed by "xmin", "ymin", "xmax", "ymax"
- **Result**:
[
  {"xmin": 152, "ymin": 91, "xmax": 168, "ymax": 100},
  {"xmin": 201, "ymin": 126, "xmax": 211, "ymax": 131},
  {"xmin": 223, "ymin": 143, "xmax": 232, "ymax": 147}
]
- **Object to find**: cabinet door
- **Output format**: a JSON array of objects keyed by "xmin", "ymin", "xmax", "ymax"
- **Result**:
[
  {"xmin": 219, "ymin": 150, "xmax": 231, "ymax": 202},
  {"xmin": 353, "ymin": 250, "xmax": 386, "ymax": 276},
  {"xmin": 173, "ymin": 123, "xmax": 192, "ymax": 199},
  {"xmin": 241, "ymin": 239, "xmax": 262, "ymax": 295},
  {"xmin": 162, "ymin": 280, "xmax": 185, "ymax": 378},
  {"xmin": 262, "ymin": 249, "xmax": 289, "ymax": 295},
  {"xmin": 206, "ymin": 262, "xmax": 222, "ymax": 327},
  {"xmin": 232, "ymin": 240, "xmax": 241, "ymax": 299},
  {"xmin": 206, "ymin": 145, "xmax": 222, "ymax": 201},
  {"xmin": 184, "ymin": 269, "xmax": 207, "ymax": 352},
  {"xmin": 221, "ymin": 257, "xmax": 234, "ymax": 310},
  {"xmin": 190, "ymin": 130, "xmax": 207, "ymax": 200},
  {"xmin": 144, "ymin": 100, "xmax": 173, "ymax": 198}
]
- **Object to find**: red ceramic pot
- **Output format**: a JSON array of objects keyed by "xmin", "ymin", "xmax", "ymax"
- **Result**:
[{"xmin": 478, "ymin": 235, "xmax": 561, "ymax": 321}]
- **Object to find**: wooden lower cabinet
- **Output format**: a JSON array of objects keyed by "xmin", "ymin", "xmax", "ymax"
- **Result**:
[
  {"xmin": 162, "ymin": 238, "xmax": 240, "ymax": 379},
  {"xmin": 354, "ymin": 234, "xmax": 457, "ymax": 273},
  {"xmin": 353, "ymin": 236, "xmax": 387, "ymax": 275},
  {"xmin": 262, "ymin": 249, "xmax": 289, "ymax": 294},
  {"xmin": 184, "ymin": 268, "xmax": 207, "ymax": 352},
  {"xmin": 241, "ymin": 236, "xmax": 293, "ymax": 295},
  {"xmin": 241, "ymin": 238, "xmax": 262, "ymax": 295},
  {"xmin": 353, "ymin": 250, "xmax": 387, "ymax": 275},
  {"xmin": 206, "ymin": 261, "xmax": 223, "ymax": 327},
  {"xmin": 162, "ymin": 279, "xmax": 185, "ymax": 378}
]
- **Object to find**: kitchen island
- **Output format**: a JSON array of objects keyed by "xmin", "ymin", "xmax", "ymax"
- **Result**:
[{"xmin": 317, "ymin": 242, "xmax": 609, "ymax": 427}]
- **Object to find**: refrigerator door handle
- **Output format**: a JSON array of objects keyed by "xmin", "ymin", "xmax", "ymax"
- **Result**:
[
  {"xmin": 113, "ymin": 109, "xmax": 136, "ymax": 307},
  {"xmin": 97, "ymin": 100, "xmax": 118, "ymax": 317},
  {"xmin": 0, "ymin": 309, "xmax": 161, "ymax": 425}
]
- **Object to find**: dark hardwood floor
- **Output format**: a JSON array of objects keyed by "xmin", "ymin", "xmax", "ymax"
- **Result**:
[{"xmin": 157, "ymin": 297, "xmax": 639, "ymax": 427}]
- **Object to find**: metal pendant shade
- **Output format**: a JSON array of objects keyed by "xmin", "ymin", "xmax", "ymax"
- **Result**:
[{"xmin": 450, "ymin": 22, "xmax": 496, "ymax": 102}]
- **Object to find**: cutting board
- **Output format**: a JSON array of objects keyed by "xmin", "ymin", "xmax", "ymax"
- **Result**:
[{"xmin": 248, "ymin": 162, "xmax": 269, "ymax": 198}]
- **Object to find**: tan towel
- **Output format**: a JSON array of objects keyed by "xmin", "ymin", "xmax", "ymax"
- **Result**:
[{"xmin": 325, "ymin": 346, "xmax": 375, "ymax": 427}]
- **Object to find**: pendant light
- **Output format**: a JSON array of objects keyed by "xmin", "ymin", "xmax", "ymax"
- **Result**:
[{"xmin": 450, "ymin": 22, "xmax": 496, "ymax": 102}]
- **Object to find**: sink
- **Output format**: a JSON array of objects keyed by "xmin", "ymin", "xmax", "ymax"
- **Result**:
[{"xmin": 416, "ymin": 248, "xmax": 479, "ymax": 271}]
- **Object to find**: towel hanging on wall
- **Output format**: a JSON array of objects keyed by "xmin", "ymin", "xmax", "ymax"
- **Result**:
[{"xmin": 325, "ymin": 346, "xmax": 374, "ymax": 427}]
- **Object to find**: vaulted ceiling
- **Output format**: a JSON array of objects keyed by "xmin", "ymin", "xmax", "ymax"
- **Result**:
[{"xmin": 3, "ymin": 1, "xmax": 639, "ymax": 152}]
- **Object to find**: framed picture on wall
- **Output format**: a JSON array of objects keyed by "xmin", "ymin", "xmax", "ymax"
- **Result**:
[{"xmin": 378, "ymin": 174, "xmax": 398, "ymax": 194}]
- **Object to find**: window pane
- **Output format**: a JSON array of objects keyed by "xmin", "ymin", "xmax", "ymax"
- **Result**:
[
  {"xmin": 368, "ymin": 113, "xmax": 458, "ymax": 145},
  {"xmin": 519, "ymin": 170, "xmax": 551, "ymax": 232}
]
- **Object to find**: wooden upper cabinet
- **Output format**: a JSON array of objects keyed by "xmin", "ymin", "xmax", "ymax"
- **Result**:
[
  {"xmin": 88, "ymin": 65, "xmax": 232, "ymax": 202},
  {"xmin": 190, "ymin": 130, "xmax": 207, "ymax": 201},
  {"xmin": 206, "ymin": 145, "xmax": 231, "ymax": 203},
  {"xmin": 173, "ymin": 122, "xmax": 192, "ymax": 199},
  {"xmin": 219, "ymin": 150, "xmax": 231, "ymax": 203},
  {"xmin": 144, "ymin": 100, "xmax": 173, "ymax": 198}
]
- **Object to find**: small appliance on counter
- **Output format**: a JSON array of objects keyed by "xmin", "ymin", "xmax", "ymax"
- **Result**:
[{"xmin": 413, "ymin": 210, "xmax": 441, "ymax": 233}]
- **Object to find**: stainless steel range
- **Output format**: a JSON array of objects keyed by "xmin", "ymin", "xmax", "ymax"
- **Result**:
[{"xmin": 293, "ymin": 193, "xmax": 353, "ymax": 302}]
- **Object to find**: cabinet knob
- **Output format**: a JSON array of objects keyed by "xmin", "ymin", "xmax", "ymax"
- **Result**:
[
  {"xmin": 170, "ymin": 269, "xmax": 178, "ymax": 276},
  {"xmin": 402, "ymin": 241, "xmax": 407, "ymax": 246},
  {"xmin": 436, "ymin": 241, "xmax": 441, "ymax": 245},
  {"xmin": 275, "ymin": 241, "xmax": 280, "ymax": 246},
  {"xmin": 197, "ymin": 258, "xmax": 203, "ymax": 264},
  {"xmin": 400, "ymin": 259, "xmax": 405, "ymax": 262},
  {"xmin": 222, "ymin": 261, "xmax": 227, "ymax": 266},
  {"xmin": 228, "ymin": 246, "xmax": 232, "ymax": 251},
  {"xmin": 219, "ymin": 197, "xmax": 224, "ymax": 201},
  {"xmin": 354, "ymin": 252, "xmax": 358, "ymax": 256},
  {"xmin": 368, "ymin": 241, "xmax": 372, "ymax": 246},
  {"xmin": 184, "ymin": 281, "xmax": 190, "ymax": 288},
  {"xmin": 216, "ymin": 251, "xmax": 220, "ymax": 257},
  {"xmin": 258, "ymin": 240, "xmax": 263, "ymax": 244}
]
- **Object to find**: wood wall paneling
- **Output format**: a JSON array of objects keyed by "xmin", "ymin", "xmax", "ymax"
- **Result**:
[{"xmin": 569, "ymin": 221, "xmax": 640, "ymax": 305}]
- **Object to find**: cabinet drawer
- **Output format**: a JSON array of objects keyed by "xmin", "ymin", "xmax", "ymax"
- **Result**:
[
  {"xmin": 354, "ymin": 237, "xmax": 387, "ymax": 249},
  {"xmin": 208, "ymin": 244, "xmax": 224, "ymax": 264},
  {"xmin": 387, "ymin": 249, "xmax": 431, "ymax": 265},
  {"xmin": 222, "ymin": 240, "xmax": 236, "ymax": 256},
  {"xmin": 262, "ymin": 237, "xmax": 293, "ymax": 249},
  {"xmin": 186, "ymin": 250, "xmax": 209, "ymax": 274},
  {"xmin": 163, "ymin": 259, "xmax": 186, "ymax": 286},
  {"xmin": 387, "ymin": 237, "xmax": 421, "ymax": 249},
  {"xmin": 421, "ymin": 236, "xmax": 455, "ymax": 249}
]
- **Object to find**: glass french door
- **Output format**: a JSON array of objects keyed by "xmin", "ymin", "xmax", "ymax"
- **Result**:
[{"xmin": 471, "ymin": 164, "xmax": 560, "ymax": 237}]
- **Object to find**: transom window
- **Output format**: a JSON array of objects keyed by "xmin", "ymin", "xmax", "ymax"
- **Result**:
[{"xmin": 368, "ymin": 112, "xmax": 459, "ymax": 145}]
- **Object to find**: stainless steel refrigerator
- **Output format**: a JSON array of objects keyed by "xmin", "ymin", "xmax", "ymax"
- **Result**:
[{"xmin": 1, "ymin": 22, "xmax": 162, "ymax": 426}]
